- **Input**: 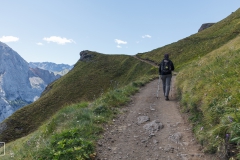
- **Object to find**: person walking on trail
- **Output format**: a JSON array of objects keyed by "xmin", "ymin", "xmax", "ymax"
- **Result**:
[{"xmin": 159, "ymin": 53, "xmax": 175, "ymax": 101}]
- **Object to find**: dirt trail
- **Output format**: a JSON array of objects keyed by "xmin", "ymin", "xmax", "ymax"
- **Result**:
[
  {"xmin": 95, "ymin": 77, "xmax": 219, "ymax": 160},
  {"xmin": 133, "ymin": 56, "xmax": 158, "ymax": 67}
]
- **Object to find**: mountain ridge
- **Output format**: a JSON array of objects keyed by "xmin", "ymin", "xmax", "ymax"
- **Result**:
[
  {"xmin": 0, "ymin": 51, "xmax": 156, "ymax": 143},
  {"xmin": 136, "ymin": 8, "xmax": 240, "ymax": 158},
  {"xmin": 136, "ymin": 9, "xmax": 240, "ymax": 70},
  {"xmin": 29, "ymin": 62, "xmax": 73, "ymax": 76},
  {"xmin": 1, "ymin": 8, "xmax": 240, "ymax": 159},
  {"xmin": 0, "ymin": 41, "xmax": 60, "ymax": 122}
]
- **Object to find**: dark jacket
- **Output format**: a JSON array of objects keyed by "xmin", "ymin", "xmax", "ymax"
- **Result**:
[{"xmin": 159, "ymin": 59, "xmax": 174, "ymax": 75}]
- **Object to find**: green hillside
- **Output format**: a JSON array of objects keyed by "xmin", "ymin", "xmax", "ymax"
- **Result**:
[
  {"xmin": 176, "ymin": 35, "xmax": 240, "ymax": 155},
  {"xmin": 137, "ymin": 9, "xmax": 240, "ymax": 70},
  {"xmin": 0, "ymin": 51, "xmax": 157, "ymax": 143},
  {"xmin": 137, "ymin": 8, "xmax": 240, "ymax": 158},
  {"xmin": 0, "ymin": 74, "xmax": 156, "ymax": 159},
  {"xmin": 1, "ymin": 7, "xmax": 240, "ymax": 160}
]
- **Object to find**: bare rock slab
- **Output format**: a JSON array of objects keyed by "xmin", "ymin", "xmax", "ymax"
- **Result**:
[
  {"xmin": 168, "ymin": 132, "xmax": 182, "ymax": 143},
  {"xmin": 137, "ymin": 116, "xmax": 150, "ymax": 124},
  {"xmin": 143, "ymin": 120, "xmax": 164, "ymax": 134}
]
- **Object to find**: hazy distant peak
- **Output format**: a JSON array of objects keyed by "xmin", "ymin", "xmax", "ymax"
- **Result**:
[{"xmin": 29, "ymin": 62, "xmax": 73, "ymax": 74}]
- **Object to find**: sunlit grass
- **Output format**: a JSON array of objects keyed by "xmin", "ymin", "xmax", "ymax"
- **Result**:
[
  {"xmin": 0, "ymin": 52, "xmax": 157, "ymax": 143},
  {"xmin": 92, "ymin": 8, "xmax": 240, "ymax": 158},
  {"xmin": 136, "ymin": 8, "xmax": 240, "ymax": 72},
  {"xmin": 0, "ymin": 75, "xmax": 156, "ymax": 159},
  {"xmin": 176, "ymin": 36, "xmax": 240, "ymax": 157}
]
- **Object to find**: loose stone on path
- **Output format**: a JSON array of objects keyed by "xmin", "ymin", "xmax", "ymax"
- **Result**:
[
  {"xmin": 137, "ymin": 115, "xmax": 150, "ymax": 124},
  {"xmin": 143, "ymin": 120, "xmax": 164, "ymax": 135}
]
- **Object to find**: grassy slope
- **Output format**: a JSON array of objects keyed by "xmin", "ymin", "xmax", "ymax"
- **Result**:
[
  {"xmin": 1, "ymin": 7, "xmax": 240, "ymax": 159},
  {"xmin": 176, "ymin": 36, "xmax": 240, "ymax": 153},
  {"xmin": 0, "ymin": 51, "xmax": 157, "ymax": 143},
  {"xmin": 0, "ymin": 76, "xmax": 156, "ymax": 159},
  {"xmin": 137, "ymin": 8, "xmax": 240, "ymax": 156},
  {"xmin": 136, "ymin": 9, "xmax": 240, "ymax": 70}
]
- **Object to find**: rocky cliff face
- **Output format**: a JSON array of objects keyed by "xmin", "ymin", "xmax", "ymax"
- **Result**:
[
  {"xmin": 29, "ymin": 62, "xmax": 73, "ymax": 76},
  {"xmin": 29, "ymin": 67, "xmax": 61, "ymax": 85},
  {"xmin": 0, "ymin": 42, "xmax": 60, "ymax": 122},
  {"xmin": 79, "ymin": 50, "xmax": 94, "ymax": 62}
]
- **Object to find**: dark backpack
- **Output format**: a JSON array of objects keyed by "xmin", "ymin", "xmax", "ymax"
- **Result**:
[{"xmin": 161, "ymin": 59, "xmax": 172, "ymax": 73}]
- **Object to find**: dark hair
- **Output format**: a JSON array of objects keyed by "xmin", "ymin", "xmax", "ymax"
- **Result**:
[{"xmin": 164, "ymin": 54, "xmax": 169, "ymax": 59}]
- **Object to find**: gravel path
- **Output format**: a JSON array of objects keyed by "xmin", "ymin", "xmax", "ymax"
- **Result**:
[{"xmin": 95, "ymin": 77, "xmax": 219, "ymax": 160}]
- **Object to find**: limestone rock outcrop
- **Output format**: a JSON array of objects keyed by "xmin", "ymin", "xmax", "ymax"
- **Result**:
[
  {"xmin": 79, "ymin": 50, "xmax": 93, "ymax": 62},
  {"xmin": 198, "ymin": 23, "xmax": 215, "ymax": 32}
]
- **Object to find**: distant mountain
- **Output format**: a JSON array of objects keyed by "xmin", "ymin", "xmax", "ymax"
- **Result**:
[
  {"xmin": 29, "ymin": 62, "xmax": 73, "ymax": 76},
  {"xmin": 0, "ymin": 41, "xmax": 60, "ymax": 122}
]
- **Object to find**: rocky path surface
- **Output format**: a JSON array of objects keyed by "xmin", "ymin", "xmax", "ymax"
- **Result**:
[{"xmin": 95, "ymin": 77, "xmax": 219, "ymax": 160}]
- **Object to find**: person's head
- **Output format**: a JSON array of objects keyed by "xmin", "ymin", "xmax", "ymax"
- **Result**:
[{"xmin": 164, "ymin": 53, "xmax": 169, "ymax": 59}]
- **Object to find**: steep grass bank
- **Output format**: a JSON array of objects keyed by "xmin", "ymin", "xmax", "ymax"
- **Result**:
[
  {"xmin": 176, "ymin": 36, "xmax": 240, "ymax": 158},
  {"xmin": 0, "ymin": 75, "xmax": 156, "ymax": 159},
  {"xmin": 136, "ymin": 8, "xmax": 240, "ymax": 71},
  {"xmin": 134, "ymin": 8, "xmax": 240, "ymax": 158},
  {"xmin": 0, "ymin": 51, "xmax": 157, "ymax": 143}
]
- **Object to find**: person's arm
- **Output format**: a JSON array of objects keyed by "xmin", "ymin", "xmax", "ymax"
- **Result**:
[
  {"xmin": 159, "ymin": 62, "xmax": 162, "ymax": 75},
  {"xmin": 171, "ymin": 61, "xmax": 175, "ymax": 71}
]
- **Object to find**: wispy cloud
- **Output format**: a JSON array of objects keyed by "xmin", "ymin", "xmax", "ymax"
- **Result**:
[
  {"xmin": 114, "ymin": 39, "xmax": 127, "ymax": 45},
  {"xmin": 117, "ymin": 45, "xmax": 122, "ymax": 48},
  {"xmin": 36, "ymin": 42, "xmax": 43, "ymax": 46},
  {"xmin": 0, "ymin": 36, "xmax": 19, "ymax": 42},
  {"xmin": 43, "ymin": 36, "xmax": 75, "ymax": 45},
  {"xmin": 142, "ymin": 35, "xmax": 151, "ymax": 38}
]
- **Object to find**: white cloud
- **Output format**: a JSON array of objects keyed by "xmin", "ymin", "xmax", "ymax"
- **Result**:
[
  {"xmin": 36, "ymin": 42, "xmax": 43, "ymax": 45},
  {"xmin": 43, "ymin": 36, "xmax": 75, "ymax": 45},
  {"xmin": 142, "ymin": 35, "xmax": 151, "ymax": 38},
  {"xmin": 114, "ymin": 39, "xmax": 127, "ymax": 45},
  {"xmin": 115, "ymin": 39, "xmax": 127, "ymax": 48},
  {"xmin": 0, "ymin": 36, "xmax": 19, "ymax": 42}
]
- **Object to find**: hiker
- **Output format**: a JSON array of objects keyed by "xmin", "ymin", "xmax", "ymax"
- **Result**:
[{"xmin": 159, "ymin": 53, "xmax": 174, "ymax": 101}]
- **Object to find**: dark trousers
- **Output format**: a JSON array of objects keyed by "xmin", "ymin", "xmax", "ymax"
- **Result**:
[{"xmin": 161, "ymin": 74, "xmax": 172, "ymax": 97}]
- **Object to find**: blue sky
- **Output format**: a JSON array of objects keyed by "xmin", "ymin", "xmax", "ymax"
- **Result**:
[{"xmin": 0, "ymin": 1, "xmax": 240, "ymax": 65}]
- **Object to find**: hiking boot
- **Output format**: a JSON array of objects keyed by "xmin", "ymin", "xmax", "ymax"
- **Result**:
[{"xmin": 165, "ymin": 96, "xmax": 169, "ymax": 101}]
